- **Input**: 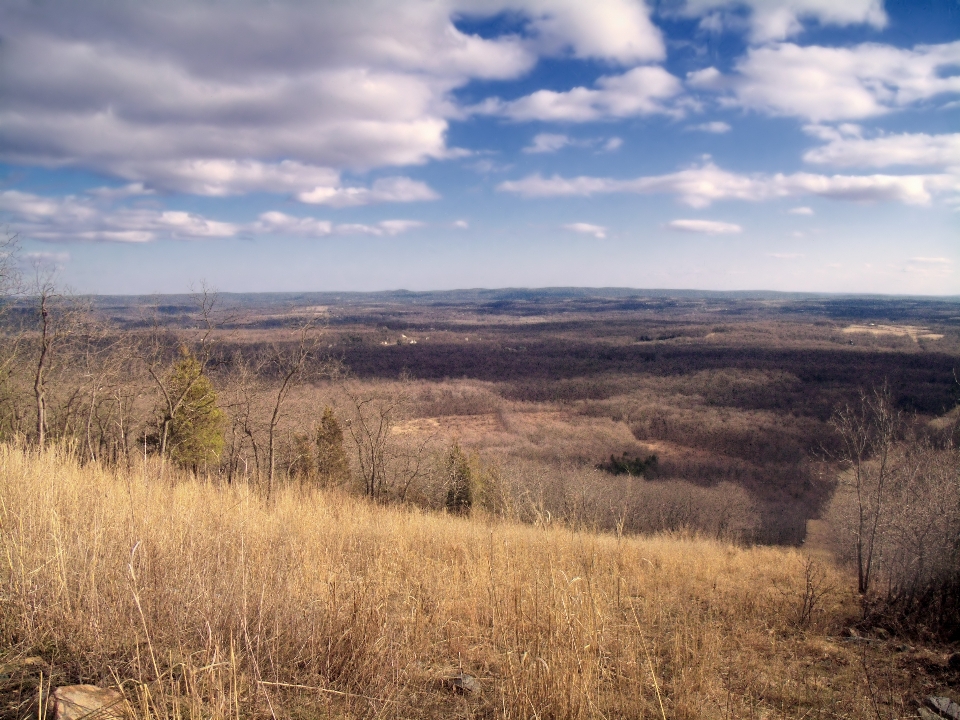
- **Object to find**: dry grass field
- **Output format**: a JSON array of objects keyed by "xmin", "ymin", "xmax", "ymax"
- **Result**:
[{"xmin": 2, "ymin": 445, "xmax": 959, "ymax": 720}]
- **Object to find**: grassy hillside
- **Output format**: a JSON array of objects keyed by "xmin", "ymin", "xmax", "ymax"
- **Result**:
[{"xmin": 0, "ymin": 445, "xmax": 956, "ymax": 719}]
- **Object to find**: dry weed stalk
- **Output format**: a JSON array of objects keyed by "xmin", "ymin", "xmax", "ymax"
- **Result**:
[{"xmin": 0, "ymin": 444, "xmax": 903, "ymax": 720}]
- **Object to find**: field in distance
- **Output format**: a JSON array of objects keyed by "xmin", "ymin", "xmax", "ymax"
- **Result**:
[{"xmin": 85, "ymin": 288, "xmax": 960, "ymax": 544}]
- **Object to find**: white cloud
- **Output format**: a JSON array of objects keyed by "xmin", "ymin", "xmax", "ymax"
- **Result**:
[
  {"xmin": 804, "ymin": 132, "xmax": 960, "ymax": 169},
  {"xmin": 249, "ymin": 212, "xmax": 426, "ymax": 238},
  {"xmin": 253, "ymin": 211, "xmax": 332, "ymax": 237},
  {"xmin": 690, "ymin": 41, "xmax": 960, "ymax": 122},
  {"xmin": 666, "ymin": 219, "xmax": 742, "ymax": 234},
  {"xmin": 563, "ymin": 222, "xmax": 607, "ymax": 238},
  {"xmin": 513, "ymin": 0, "xmax": 665, "ymax": 63},
  {"xmin": 909, "ymin": 256, "xmax": 952, "ymax": 265},
  {"xmin": 332, "ymin": 220, "xmax": 424, "ymax": 236},
  {"xmin": 113, "ymin": 160, "xmax": 342, "ymax": 197},
  {"xmin": 0, "ymin": 0, "xmax": 668, "ymax": 192},
  {"xmin": 498, "ymin": 161, "xmax": 960, "ymax": 207},
  {"xmin": 453, "ymin": 219, "xmax": 469, "ymax": 229},
  {"xmin": 0, "ymin": 189, "xmax": 238, "ymax": 242},
  {"xmin": 296, "ymin": 177, "xmax": 439, "ymax": 207},
  {"xmin": 378, "ymin": 219, "xmax": 425, "ymax": 235},
  {"xmin": 523, "ymin": 133, "xmax": 624, "ymax": 153},
  {"xmin": 769, "ymin": 252, "xmax": 803, "ymax": 259},
  {"xmin": 498, "ymin": 174, "xmax": 617, "ymax": 198},
  {"xmin": 789, "ymin": 206, "xmax": 814, "ymax": 215},
  {"xmin": 688, "ymin": 121, "xmax": 731, "ymax": 133},
  {"xmin": 86, "ymin": 183, "xmax": 154, "ymax": 200},
  {"xmin": 484, "ymin": 66, "xmax": 685, "ymax": 122},
  {"xmin": 670, "ymin": 0, "xmax": 886, "ymax": 43},
  {"xmin": 523, "ymin": 133, "xmax": 573, "ymax": 153}
]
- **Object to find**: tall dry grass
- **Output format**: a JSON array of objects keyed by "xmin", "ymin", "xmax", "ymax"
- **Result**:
[{"xmin": 1, "ymin": 444, "xmax": 912, "ymax": 720}]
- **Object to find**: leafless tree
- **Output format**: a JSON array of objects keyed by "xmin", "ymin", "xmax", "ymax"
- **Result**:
[
  {"xmin": 342, "ymin": 382, "xmax": 432, "ymax": 502},
  {"xmin": 262, "ymin": 322, "xmax": 320, "ymax": 498},
  {"xmin": 828, "ymin": 384, "xmax": 901, "ymax": 595}
]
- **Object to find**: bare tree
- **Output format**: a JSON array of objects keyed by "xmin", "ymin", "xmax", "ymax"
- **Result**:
[
  {"xmin": 828, "ymin": 384, "xmax": 901, "ymax": 595},
  {"xmin": 342, "ymin": 382, "xmax": 432, "ymax": 502},
  {"xmin": 262, "ymin": 322, "xmax": 319, "ymax": 498}
]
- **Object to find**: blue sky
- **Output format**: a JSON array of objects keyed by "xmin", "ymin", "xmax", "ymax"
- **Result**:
[{"xmin": 1, "ymin": 0, "xmax": 958, "ymax": 295}]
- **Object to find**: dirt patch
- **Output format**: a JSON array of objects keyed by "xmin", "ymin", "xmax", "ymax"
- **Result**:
[{"xmin": 842, "ymin": 324, "xmax": 943, "ymax": 341}]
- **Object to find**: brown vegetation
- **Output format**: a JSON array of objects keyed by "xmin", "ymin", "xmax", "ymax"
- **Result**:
[{"xmin": 2, "ymin": 445, "xmax": 958, "ymax": 720}]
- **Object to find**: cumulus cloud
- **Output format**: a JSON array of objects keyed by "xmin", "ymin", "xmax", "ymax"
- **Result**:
[
  {"xmin": 563, "ymin": 222, "xmax": 607, "ymax": 238},
  {"xmin": 603, "ymin": 137, "xmax": 623, "ymax": 152},
  {"xmin": 253, "ymin": 212, "xmax": 333, "ymax": 237},
  {"xmin": 688, "ymin": 121, "xmax": 731, "ymax": 133},
  {"xmin": 332, "ymin": 220, "xmax": 424, "ymax": 236},
  {"xmin": 483, "ymin": 66, "xmax": 685, "ymax": 122},
  {"xmin": 497, "ymin": 161, "xmax": 960, "ymax": 207},
  {"xmin": 109, "ymin": 160, "xmax": 342, "ymax": 197},
  {"xmin": 524, "ymin": 133, "xmax": 573, "ymax": 153},
  {"xmin": 669, "ymin": 0, "xmax": 886, "ymax": 43},
  {"xmin": 0, "ymin": 0, "xmax": 667, "ymax": 192},
  {"xmin": 804, "ymin": 132, "xmax": 960, "ymax": 169},
  {"xmin": 666, "ymin": 219, "xmax": 742, "ymax": 234},
  {"xmin": 0, "ymin": 189, "xmax": 237, "ymax": 242},
  {"xmin": 453, "ymin": 219, "xmax": 469, "ymax": 229},
  {"xmin": 689, "ymin": 41, "xmax": 960, "ymax": 122},
  {"xmin": 296, "ymin": 177, "xmax": 439, "ymax": 207},
  {"xmin": 789, "ymin": 206, "xmax": 814, "ymax": 214},
  {"xmin": 0, "ymin": 187, "xmax": 431, "ymax": 242}
]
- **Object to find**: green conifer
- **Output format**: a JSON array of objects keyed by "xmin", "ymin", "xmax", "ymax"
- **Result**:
[
  {"xmin": 166, "ymin": 348, "xmax": 225, "ymax": 470},
  {"xmin": 315, "ymin": 407, "xmax": 350, "ymax": 487}
]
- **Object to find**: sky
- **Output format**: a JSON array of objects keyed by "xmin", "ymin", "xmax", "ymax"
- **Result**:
[{"xmin": 0, "ymin": 0, "xmax": 958, "ymax": 295}]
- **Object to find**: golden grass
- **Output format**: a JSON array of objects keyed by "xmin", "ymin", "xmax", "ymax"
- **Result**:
[{"xmin": 0, "ymin": 445, "xmax": 939, "ymax": 719}]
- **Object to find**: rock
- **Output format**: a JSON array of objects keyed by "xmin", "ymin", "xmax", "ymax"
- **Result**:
[
  {"xmin": 925, "ymin": 696, "xmax": 960, "ymax": 720},
  {"xmin": 53, "ymin": 685, "xmax": 126, "ymax": 720},
  {"xmin": 921, "ymin": 708, "xmax": 945, "ymax": 720},
  {"xmin": 448, "ymin": 672, "xmax": 480, "ymax": 695},
  {"xmin": 948, "ymin": 653, "xmax": 960, "ymax": 670}
]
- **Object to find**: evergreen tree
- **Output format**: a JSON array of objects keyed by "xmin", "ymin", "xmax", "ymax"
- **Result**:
[
  {"xmin": 315, "ymin": 407, "xmax": 350, "ymax": 487},
  {"xmin": 165, "ymin": 348, "xmax": 225, "ymax": 470},
  {"xmin": 444, "ymin": 440, "xmax": 472, "ymax": 515}
]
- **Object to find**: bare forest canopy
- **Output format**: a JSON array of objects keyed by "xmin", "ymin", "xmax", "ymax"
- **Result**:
[{"xmin": 1, "ymin": 288, "xmax": 958, "ymax": 548}]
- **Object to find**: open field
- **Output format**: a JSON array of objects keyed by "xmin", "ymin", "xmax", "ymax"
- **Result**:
[{"xmin": 2, "ymin": 445, "xmax": 959, "ymax": 720}]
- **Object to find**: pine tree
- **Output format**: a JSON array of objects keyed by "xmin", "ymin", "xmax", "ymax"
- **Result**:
[
  {"xmin": 315, "ymin": 407, "xmax": 349, "ymax": 487},
  {"xmin": 165, "ymin": 348, "xmax": 225, "ymax": 470}
]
